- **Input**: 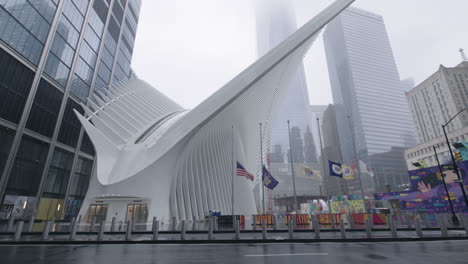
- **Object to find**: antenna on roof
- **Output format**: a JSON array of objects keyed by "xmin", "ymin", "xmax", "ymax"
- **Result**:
[{"xmin": 460, "ymin": 48, "xmax": 468, "ymax": 62}]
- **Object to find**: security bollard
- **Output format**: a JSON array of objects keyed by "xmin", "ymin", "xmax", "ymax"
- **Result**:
[
  {"xmin": 153, "ymin": 220, "xmax": 159, "ymax": 240},
  {"xmin": 193, "ymin": 216, "xmax": 197, "ymax": 231},
  {"xmin": 438, "ymin": 215, "xmax": 448, "ymax": 237},
  {"xmin": 152, "ymin": 217, "xmax": 157, "ymax": 232},
  {"xmin": 235, "ymin": 218, "xmax": 240, "ymax": 240},
  {"xmin": 70, "ymin": 217, "xmax": 78, "ymax": 241},
  {"xmin": 331, "ymin": 214, "xmax": 336, "ymax": 230},
  {"xmin": 423, "ymin": 213, "xmax": 431, "ymax": 228},
  {"xmin": 41, "ymin": 221, "xmax": 51, "ymax": 240},
  {"xmin": 7, "ymin": 215, "xmax": 15, "ymax": 232},
  {"xmin": 273, "ymin": 216, "xmax": 277, "ymax": 231},
  {"xmin": 98, "ymin": 221, "xmax": 105, "ymax": 241},
  {"xmin": 208, "ymin": 216, "xmax": 214, "ymax": 240},
  {"xmin": 365, "ymin": 218, "xmax": 372, "ymax": 238},
  {"xmin": 50, "ymin": 217, "xmax": 56, "ymax": 232},
  {"xmin": 172, "ymin": 217, "xmax": 177, "ymax": 231},
  {"xmin": 310, "ymin": 215, "xmax": 315, "ymax": 231},
  {"xmin": 214, "ymin": 216, "xmax": 218, "ymax": 231},
  {"xmin": 13, "ymin": 221, "xmax": 24, "ymax": 241},
  {"xmin": 314, "ymin": 218, "xmax": 320, "ymax": 239},
  {"xmin": 288, "ymin": 219, "xmax": 294, "ymax": 239},
  {"xmin": 415, "ymin": 220, "xmax": 423, "ymax": 238},
  {"xmin": 339, "ymin": 218, "xmax": 346, "ymax": 239},
  {"xmin": 180, "ymin": 220, "xmax": 186, "ymax": 240},
  {"xmin": 462, "ymin": 215, "xmax": 468, "ymax": 236},
  {"xmin": 262, "ymin": 219, "xmax": 267, "ymax": 240},
  {"xmin": 389, "ymin": 217, "xmax": 397, "ymax": 238},
  {"xmin": 111, "ymin": 217, "xmax": 117, "ymax": 232},
  {"xmin": 252, "ymin": 215, "xmax": 257, "ymax": 231},
  {"xmin": 405, "ymin": 214, "xmax": 412, "ymax": 229},
  {"xmin": 27, "ymin": 215, "xmax": 35, "ymax": 233},
  {"xmin": 126, "ymin": 220, "xmax": 132, "ymax": 240},
  {"xmin": 348, "ymin": 213, "xmax": 355, "ymax": 229},
  {"xmin": 90, "ymin": 216, "xmax": 96, "ymax": 232}
]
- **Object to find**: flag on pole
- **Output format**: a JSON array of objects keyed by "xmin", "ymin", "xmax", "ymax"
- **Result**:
[
  {"xmin": 341, "ymin": 164, "xmax": 354, "ymax": 180},
  {"xmin": 262, "ymin": 166, "xmax": 279, "ymax": 189},
  {"xmin": 236, "ymin": 162, "xmax": 254, "ymax": 181},
  {"xmin": 328, "ymin": 160, "xmax": 343, "ymax": 178}
]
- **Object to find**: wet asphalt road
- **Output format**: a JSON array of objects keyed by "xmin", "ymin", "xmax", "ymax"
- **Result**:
[{"xmin": 1, "ymin": 240, "xmax": 468, "ymax": 264}]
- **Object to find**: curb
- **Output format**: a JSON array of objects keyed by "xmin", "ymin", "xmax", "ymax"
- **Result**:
[{"xmin": 1, "ymin": 236, "xmax": 467, "ymax": 245}]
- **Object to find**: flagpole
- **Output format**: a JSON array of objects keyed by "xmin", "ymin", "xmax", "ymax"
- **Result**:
[
  {"xmin": 347, "ymin": 115, "xmax": 367, "ymax": 209},
  {"xmin": 231, "ymin": 125, "xmax": 235, "ymax": 217},
  {"xmin": 287, "ymin": 120, "xmax": 298, "ymax": 213},
  {"xmin": 260, "ymin": 123, "xmax": 265, "ymax": 215}
]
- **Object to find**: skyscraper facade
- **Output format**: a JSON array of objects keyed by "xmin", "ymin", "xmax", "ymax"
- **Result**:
[
  {"xmin": 321, "ymin": 104, "xmax": 345, "ymax": 196},
  {"xmin": 0, "ymin": 0, "xmax": 142, "ymax": 220},
  {"xmin": 323, "ymin": 7, "xmax": 416, "ymax": 194},
  {"xmin": 405, "ymin": 61, "xmax": 468, "ymax": 169},
  {"xmin": 255, "ymin": 0, "xmax": 314, "ymax": 157}
]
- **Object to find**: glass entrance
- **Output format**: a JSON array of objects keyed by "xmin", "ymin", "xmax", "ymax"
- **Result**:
[
  {"xmin": 85, "ymin": 204, "xmax": 108, "ymax": 223},
  {"xmin": 126, "ymin": 204, "xmax": 148, "ymax": 224}
]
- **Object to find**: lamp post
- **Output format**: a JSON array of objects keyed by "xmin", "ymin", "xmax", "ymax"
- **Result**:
[
  {"xmin": 433, "ymin": 145, "xmax": 459, "ymax": 226},
  {"xmin": 441, "ymin": 108, "xmax": 468, "ymax": 209}
]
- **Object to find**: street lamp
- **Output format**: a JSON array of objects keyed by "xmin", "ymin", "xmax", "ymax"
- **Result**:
[
  {"xmin": 441, "ymin": 108, "xmax": 468, "ymax": 209},
  {"xmin": 433, "ymin": 145, "xmax": 459, "ymax": 226}
]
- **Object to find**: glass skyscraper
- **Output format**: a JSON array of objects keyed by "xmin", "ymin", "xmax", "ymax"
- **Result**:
[
  {"xmin": 323, "ymin": 7, "xmax": 416, "ymax": 194},
  {"xmin": 0, "ymin": 0, "xmax": 141, "ymax": 220}
]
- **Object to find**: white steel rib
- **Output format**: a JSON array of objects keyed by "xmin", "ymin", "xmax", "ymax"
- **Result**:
[{"xmin": 75, "ymin": 0, "xmax": 355, "ymax": 220}]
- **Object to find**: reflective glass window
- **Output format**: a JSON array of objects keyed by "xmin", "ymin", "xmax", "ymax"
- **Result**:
[
  {"xmin": 68, "ymin": 157, "xmax": 93, "ymax": 200},
  {"xmin": 42, "ymin": 148, "xmax": 74, "ymax": 199},
  {"xmin": 80, "ymin": 132, "xmax": 95, "ymax": 156},
  {"xmin": 0, "ymin": 7, "xmax": 44, "ymax": 65},
  {"xmin": 0, "ymin": 125, "xmax": 15, "ymax": 177},
  {"xmin": 57, "ymin": 98, "xmax": 83, "ymax": 147},
  {"xmin": 70, "ymin": 74, "xmax": 90, "ymax": 102},
  {"xmin": 7, "ymin": 135, "xmax": 49, "ymax": 196},
  {"xmin": 0, "ymin": 48, "xmax": 35, "ymax": 124},
  {"xmin": 26, "ymin": 79, "xmax": 64, "ymax": 137}
]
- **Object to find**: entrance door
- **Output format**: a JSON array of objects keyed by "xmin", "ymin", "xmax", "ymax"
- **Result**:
[
  {"xmin": 85, "ymin": 204, "xmax": 108, "ymax": 223},
  {"xmin": 126, "ymin": 204, "xmax": 148, "ymax": 224}
]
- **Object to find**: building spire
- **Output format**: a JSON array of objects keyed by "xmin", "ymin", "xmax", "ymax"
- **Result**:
[{"xmin": 460, "ymin": 48, "xmax": 468, "ymax": 62}]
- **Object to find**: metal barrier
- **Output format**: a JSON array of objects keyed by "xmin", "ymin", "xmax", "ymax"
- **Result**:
[{"xmin": 1, "ymin": 212, "xmax": 467, "ymax": 242}]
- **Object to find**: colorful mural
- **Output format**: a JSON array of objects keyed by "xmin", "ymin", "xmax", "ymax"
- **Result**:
[{"xmin": 375, "ymin": 160, "xmax": 468, "ymax": 213}]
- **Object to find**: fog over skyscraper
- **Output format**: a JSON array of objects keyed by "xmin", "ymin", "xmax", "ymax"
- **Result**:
[
  {"xmin": 324, "ymin": 7, "xmax": 416, "ymax": 194},
  {"xmin": 255, "ymin": 0, "xmax": 314, "ymax": 158}
]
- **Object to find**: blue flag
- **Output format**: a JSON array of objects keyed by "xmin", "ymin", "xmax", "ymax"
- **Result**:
[
  {"xmin": 262, "ymin": 166, "xmax": 279, "ymax": 189},
  {"xmin": 329, "ymin": 160, "xmax": 343, "ymax": 178}
]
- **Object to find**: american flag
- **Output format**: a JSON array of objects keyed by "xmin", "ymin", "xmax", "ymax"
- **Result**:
[{"xmin": 236, "ymin": 162, "xmax": 254, "ymax": 181}]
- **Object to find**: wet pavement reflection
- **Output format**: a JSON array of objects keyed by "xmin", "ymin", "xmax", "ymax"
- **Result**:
[{"xmin": 1, "ymin": 240, "xmax": 468, "ymax": 264}]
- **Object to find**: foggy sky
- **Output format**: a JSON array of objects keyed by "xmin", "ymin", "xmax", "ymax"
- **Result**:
[{"xmin": 132, "ymin": 0, "xmax": 468, "ymax": 109}]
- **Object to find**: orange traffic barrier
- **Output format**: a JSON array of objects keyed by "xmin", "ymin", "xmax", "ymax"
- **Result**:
[
  {"xmin": 284, "ymin": 214, "xmax": 310, "ymax": 225},
  {"xmin": 254, "ymin": 214, "xmax": 274, "ymax": 225}
]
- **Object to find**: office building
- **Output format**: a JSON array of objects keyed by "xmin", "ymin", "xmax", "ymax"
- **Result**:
[
  {"xmin": 0, "ymin": 0, "xmax": 142, "ymax": 220},
  {"xmin": 406, "ymin": 58, "xmax": 468, "ymax": 169},
  {"xmin": 320, "ymin": 104, "xmax": 346, "ymax": 195},
  {"xmin": 324, "ymin": 7, "xmax": 416, "ymax": 194}
]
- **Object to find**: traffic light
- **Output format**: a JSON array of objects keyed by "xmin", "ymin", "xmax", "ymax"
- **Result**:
[{"xmin": 455, "ymin": 151, "xmax": 462, "ymax": 162}]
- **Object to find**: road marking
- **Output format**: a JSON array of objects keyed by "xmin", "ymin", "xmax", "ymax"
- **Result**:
[{"xmin": 245, "ymin": 253, "xmax": 328, "ymax": 257}]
